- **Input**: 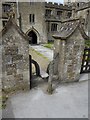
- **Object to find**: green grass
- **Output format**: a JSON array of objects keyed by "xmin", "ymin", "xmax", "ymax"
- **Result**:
[
  {"xmin": 43, "ymin": 40, "xmax": 90, "ymax": 49},
  {"xmin": 0, "ymin": 96, "xmax": 1, "ymax": 99},
  {"xmin": 85, "ymin": 40, "xmax": 90, "ymax": 47},
  {"xmin": 43, "ymin": 43, "xmax": 54, "ymax": 49},
  {"xmin": 30, "ymin": 48, "xmax": 49, "ymax": 60},
  {"xmin": 0, "ymin": 94, "xmax": 8, "ymax": 109}
]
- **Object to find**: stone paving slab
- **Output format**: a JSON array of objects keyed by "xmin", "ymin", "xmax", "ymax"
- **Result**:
[
  {"xmin": 40, "ymin": 69, "xmax": 49, "ymax": 78},
  {"xmin": 79, "ymin": 73, "xmax": 90, "ymax": 81},
  {"xmin": 2, "ymin": 80, "xmax": 88, "ymax": 118},
  {"xmin": 1, "ymin": 45, "xmax": 89, "ymax": 118}
]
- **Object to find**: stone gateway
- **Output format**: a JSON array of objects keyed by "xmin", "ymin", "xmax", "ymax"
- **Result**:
[
  {"xmin": 1, "ymin": 18, "xmax": 30, "ymax": 92},
  {"xmin": 52, "ymin": 18, "xmax": 89, "ymax": 82}
]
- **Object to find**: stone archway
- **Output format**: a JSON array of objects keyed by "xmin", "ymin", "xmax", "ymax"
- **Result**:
[
  {"xmin": 26, "ymin": 27, "xmax": 40, "ymax": 44},
  {"xmin": 28, "ymin": 30, "xmax": 37, "ymax": 44}
]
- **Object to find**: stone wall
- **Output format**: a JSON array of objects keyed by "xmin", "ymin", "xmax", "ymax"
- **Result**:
[
  {"xmin": 76, "ymin": 8, "xmax": 90, "ymax": 37},
  {"xmin": 53, "ymin": 26, "xmax": 85, "ymax": 82},
  {"xmin": 1, "ymin": 26, "xmax": 30, "ymax": 91},
  {"xmin": 1, "ymin": 2, "xmax": 72, "ymax": 43},
  {"xmin": 62, "ymin": 30, "xmax": 85, "ymax": 82},
  {"xmin": 46, "ymin": 22, "xmax": 62, "ymax": 42},
  {"xmin": 18, "ymin": 2, "xmax": 47, "ymax": 44},
  {"xmin": 0, "ymin": 1, "xmax": 2, "ymax": 32}
]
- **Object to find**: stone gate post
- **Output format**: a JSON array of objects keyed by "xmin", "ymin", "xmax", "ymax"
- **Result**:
[
  {"xmin": 58, "ymin": 40, "xmax": 66, "ymax": 81},
  {"xmin": 52, "ymin": 18, "xmax": 89, "ymax": 82}
]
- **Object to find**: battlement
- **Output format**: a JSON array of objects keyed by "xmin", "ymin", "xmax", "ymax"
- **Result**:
[
  {"xmin": 75, "ymin": 2, "xmax": 90, "ymax": 11},
  {"xmin": 45, "ymin": 2, "xmax": 72, "ymax": 10}
]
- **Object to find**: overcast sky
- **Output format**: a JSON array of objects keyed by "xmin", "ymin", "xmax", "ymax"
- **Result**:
[{"xmin": 46, "ymin": 0, "xmax": 64, "ymax": 4}]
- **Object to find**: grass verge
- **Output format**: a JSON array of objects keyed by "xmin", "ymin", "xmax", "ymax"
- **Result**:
[
  {"xmin": 29, "ymin": 47, "xmax": 50, "ymax": 72},
  {"xmin": 30, "ymin": 48, "xmax": 49, "ymax": 60},
  {"xmin": 42, "ymin": 43, "xmax": 54, "ymax": 49}
]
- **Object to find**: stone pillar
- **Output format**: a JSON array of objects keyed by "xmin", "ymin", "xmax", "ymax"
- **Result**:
[
  {"xmin": 72, "ymin": 4, "xmax": 77, "ymax": 18},
  {"xmin": 58, "ymin": 40, "xmax": 66, "ymax": 81},
  {"xmin": 47, "ymin": 62, "xmax": 53, "ymax": 94},
  {"xmin": 0, "ymin": 3, "xmax": 2, "ymax": 116},
  {"xmin": 62, "ymin": 11, "xmax": 67, "ymax": 19},
  {"xmin": 53, "ymin": 39, "xmax": 60, "ymax": 75},
  {"xmin": 87, "ymin": 10, "xmax": 90, "ymax": 37}
]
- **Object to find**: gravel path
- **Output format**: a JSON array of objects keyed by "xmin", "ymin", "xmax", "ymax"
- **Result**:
[{"xmin": 30, "ymin": 45, "xmax": 53, "ymax": 61}]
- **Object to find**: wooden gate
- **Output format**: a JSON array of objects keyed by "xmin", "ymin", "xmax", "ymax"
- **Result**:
[
  {"xmin": 29, "ymin": 55, "xmax": 40, "ymax": 78},
  {"xmin": 80, "ymin": 48, "xmax": 90, "ymax": 74},
  {"xmin": 29, "ymin": 55, "xmax": 41, "ymax": 89}
]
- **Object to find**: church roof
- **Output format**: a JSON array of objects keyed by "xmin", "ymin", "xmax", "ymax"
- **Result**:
[
  {"xmin": 53, "ymin": 18, "xmax": 90, "ymax": 40},
  {"xmin": 1, "ymin": 18, "xmax": 29, "ymax": 41}
]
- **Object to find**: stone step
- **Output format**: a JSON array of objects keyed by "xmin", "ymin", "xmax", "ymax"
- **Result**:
[
  {"xmin": 40, "ymin": 69, "xmax": 49, "ymax": 79},
  {"xmin": 79, "ymin": 73, "xmax": 90, "ymax": 82}
]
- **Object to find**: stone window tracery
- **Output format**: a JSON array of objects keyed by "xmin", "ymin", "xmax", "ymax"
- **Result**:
[
  {"xmin": 45, "ymin": 9, "xmax": 52, "ymax": 16},
  {"xmin": 67, "ymin": 12, "xmax": 72, "ymax": 18},
  {"xmin": 29, "ymin": 14, "xmax": 35, "ymax": 23},
  {"xmin": 57, "ymin": 11, "xmax": 62, "ymax": 16},
  {"xmin": 2, "ymin": 20, "xmax": 7, "ymax": 27},
  {"xmin": 51, "ymin": 23, "xmax": 57, "ymax": 31},
  {"xmin": 2, "ymin": 4, "xmax": 11, "ymax": 12}
]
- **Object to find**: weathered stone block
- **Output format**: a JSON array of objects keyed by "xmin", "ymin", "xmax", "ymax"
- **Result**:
[
  {"xmin": 14, "ymin": 74, "xmax": 23, "ymax": 81},
  {"xmin": 68, "ymin": 56, "xmax": 73, "ymax": 60},
  {"xmin": 2, "ymin": 75, "xmax": 16, "ymax": 89},
  {"xmin": 68, "ymin": 72, "xmax": 75, "ymax": 78},
  {"xmin": 5, "ymin": 46, "xmax": 18, "ymax": 55},
  {"xmin": 6, "ymin": 63, "xmax": 17, "ymax": 75},
  {"xmin": 12, "ymin": 54, "xmax": 23, "ymax": 61},
  {"xmin": 5, "ymin": 55, "xmax": 12, "ymax": 64},
  {"xmin": 72, "ymin": 58, "xmax": 77, "ymax": 64},
  {"xmin": 73, "ymin": 45, "xmax": 80, "ymax": 51},
  {"xmin": 16, "ymin": 61, "xmax": 23, "ymax": 69}
]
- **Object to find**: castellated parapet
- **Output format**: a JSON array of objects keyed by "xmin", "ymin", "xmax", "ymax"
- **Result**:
[
  {"xmin": 75, "ymin": 2, "xmax": 90, "ymax": 11},
  {"xmin": 45, "ymin": 2, "xmax": 72, "ymax": 10}
]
